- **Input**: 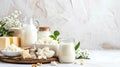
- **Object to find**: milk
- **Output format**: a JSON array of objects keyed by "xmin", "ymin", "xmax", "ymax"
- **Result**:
[
  {"xmin": 59, "ymin": 42, "xmax": 75, "ymax": 63},
  {"xmin": 21, "ymin": 18, "xmax": 37, "ymax": 47}
]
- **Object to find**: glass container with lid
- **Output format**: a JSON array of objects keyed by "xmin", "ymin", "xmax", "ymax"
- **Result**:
[{"xmin": 38, "ymin": 27, "xmax": 51, "ymax": 39}]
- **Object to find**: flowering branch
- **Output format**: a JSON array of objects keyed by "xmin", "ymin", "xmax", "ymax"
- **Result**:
[
  {"xmin": 2, "ymin": 10, "xmax": 22, "ymax": 29},
  {"xmin": 0, "ymin": 21, "xmax": 14, "ymax": 36}
]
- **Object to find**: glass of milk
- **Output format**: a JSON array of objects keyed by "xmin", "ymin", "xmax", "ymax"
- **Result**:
[{"xmin": 59, "ymin": 39, "xmax": 75, "ymax": 63}]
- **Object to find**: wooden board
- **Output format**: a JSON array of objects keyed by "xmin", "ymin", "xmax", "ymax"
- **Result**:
[{"xmin": 0, "ymin": 53, "xmax": 58, "ymax": 64}]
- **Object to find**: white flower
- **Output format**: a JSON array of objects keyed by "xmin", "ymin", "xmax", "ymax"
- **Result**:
[
  {"xmin": 4, "ymin": 17, "xmax": 11, "ymax": 21},
  {"xmin": 14, "ymin": 10, "xmax": 22, "ymax": 15},
  {"xmin": 14, "ymin": 10, "xmax": 19, "ymax": 14},
  {"xmin": 18, "ymin": 11, "xmax": 22, "ymax": 14},
  {"xmin": 75, "ymin": 49, "xmax": 89, "ymax": 59},
  {"xmin": 2, "ymin": 10, "xmax": 22, "ymax": 28}
]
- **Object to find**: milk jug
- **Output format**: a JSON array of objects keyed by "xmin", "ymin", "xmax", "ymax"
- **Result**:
[
  {"xmin": 21, "ymin": 18, "xmax": 37, "ymax": 47},
  {"xmin": 59, "ymin": 41, "xmax": 75, "ymax": 63}
]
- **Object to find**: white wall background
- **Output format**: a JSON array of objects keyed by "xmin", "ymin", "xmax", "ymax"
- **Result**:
[{"xmin": 0, "ymin": 0, "xmax": 120, "ymax": 50}]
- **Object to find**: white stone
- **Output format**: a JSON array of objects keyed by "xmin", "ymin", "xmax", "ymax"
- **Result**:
[{"xmin": 51, "ymin": 61, "xmax": 57, "ymax": 66}]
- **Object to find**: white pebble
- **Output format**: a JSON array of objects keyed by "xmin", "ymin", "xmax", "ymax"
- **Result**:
[{"xmin": 51, "ymin": 61, "xmax": 57, "ymax": 66}]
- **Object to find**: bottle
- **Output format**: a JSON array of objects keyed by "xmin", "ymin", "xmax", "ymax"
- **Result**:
[
  {"xmin": 21, "ymin": 18, "xmax": 37, "ymax": 47},
  {"xmin": 38, "ymin": 27, "xmax": 51, "ymax": 39}
]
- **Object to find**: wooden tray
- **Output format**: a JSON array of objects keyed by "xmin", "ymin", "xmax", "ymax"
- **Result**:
[{"xmin": 0, "ymin": 53, "xmax": 58, "ymax": 64}]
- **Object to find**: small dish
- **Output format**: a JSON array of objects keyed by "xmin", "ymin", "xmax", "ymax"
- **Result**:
[{"xmin": 1, "ymin": 49, "xmax": 21, "ymax": 57}]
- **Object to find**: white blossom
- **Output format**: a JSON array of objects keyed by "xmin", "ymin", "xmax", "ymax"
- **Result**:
[
  {"xmin": 2, "ymin": 10, "xmax": 22, "ymax": 28},
  {"xmin": 75, "ymin": 49, "xmax": 89, "ymax": 59}
]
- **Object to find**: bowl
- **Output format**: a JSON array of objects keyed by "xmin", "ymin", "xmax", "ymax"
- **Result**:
[{"xmin": 1, "ymin": 49, "xmax": 21, "ymax": 57}]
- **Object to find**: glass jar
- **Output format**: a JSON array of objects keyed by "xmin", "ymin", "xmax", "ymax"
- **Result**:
[
  {"xmin": 38, "ymin": 27, "xmax": 51, "ymax": 39},
  {"xmin": 59, "ymin": 39, "xmax": 75, "ymax": 63}
]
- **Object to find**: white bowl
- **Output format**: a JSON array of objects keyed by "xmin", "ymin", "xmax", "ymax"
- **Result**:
[{"xmin": 1, "ymin": 50, "xmax": 21, "ymax": 57}]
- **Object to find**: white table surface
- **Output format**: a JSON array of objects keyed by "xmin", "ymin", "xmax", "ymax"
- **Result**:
[{"xmin": 0, "ymin": 50, "xmax": 120, "ymax": 67}]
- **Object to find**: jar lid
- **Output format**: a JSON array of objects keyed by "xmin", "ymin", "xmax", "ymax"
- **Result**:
[{"xmin": 39, "ymin": 27, "xmax": 50, "ymax": 31}]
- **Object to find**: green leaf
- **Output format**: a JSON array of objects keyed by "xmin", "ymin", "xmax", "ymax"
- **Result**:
[
  {"xmin": 1, "ymin": 23, "xmax": 6, "ymax": 27},
  {"xmin": 54, "ymin": 30, "xmax": 60, "ymax": 37},
  {"xmin": 0, "ymin": 21, "xmax": 6, "ymax": 27},
  {"xmin": 0, "ymin": 20, "xmax": 14, "ymax": 36},
  {"xmin": 75, "ymin": 41, "xmax": 80, "ymax": 50},
  {"xmin": 6, "ymin": 31, "xmax": 14, "ymax": 36},
  {"xmin": 49, "ymin": 30, "xmax": 60, "ymax": 40},
  {"xmin": 76, "ymin": 57, "xmax": 90, "ymax": 59},
  {"xmin": 49, "ymin": 35, "xmax": 56, "ymax": 40}
]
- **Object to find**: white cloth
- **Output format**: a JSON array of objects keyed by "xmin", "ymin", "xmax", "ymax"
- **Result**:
[{"xmin": 0, "ymin": 50, "xmax": 120, "ymax": 67}]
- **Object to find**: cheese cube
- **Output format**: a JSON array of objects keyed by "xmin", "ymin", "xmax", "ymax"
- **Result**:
[
  {"xmin": 0, "ymin": 37, "xmax": 10, "ymax": 49},
  {"xmin": 9, "ymin": 37, "xmax": 21, "ymax": 47},
  {"xmin": 0, "ymin": 37, "xmax": 21, "ymax": 49}
]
